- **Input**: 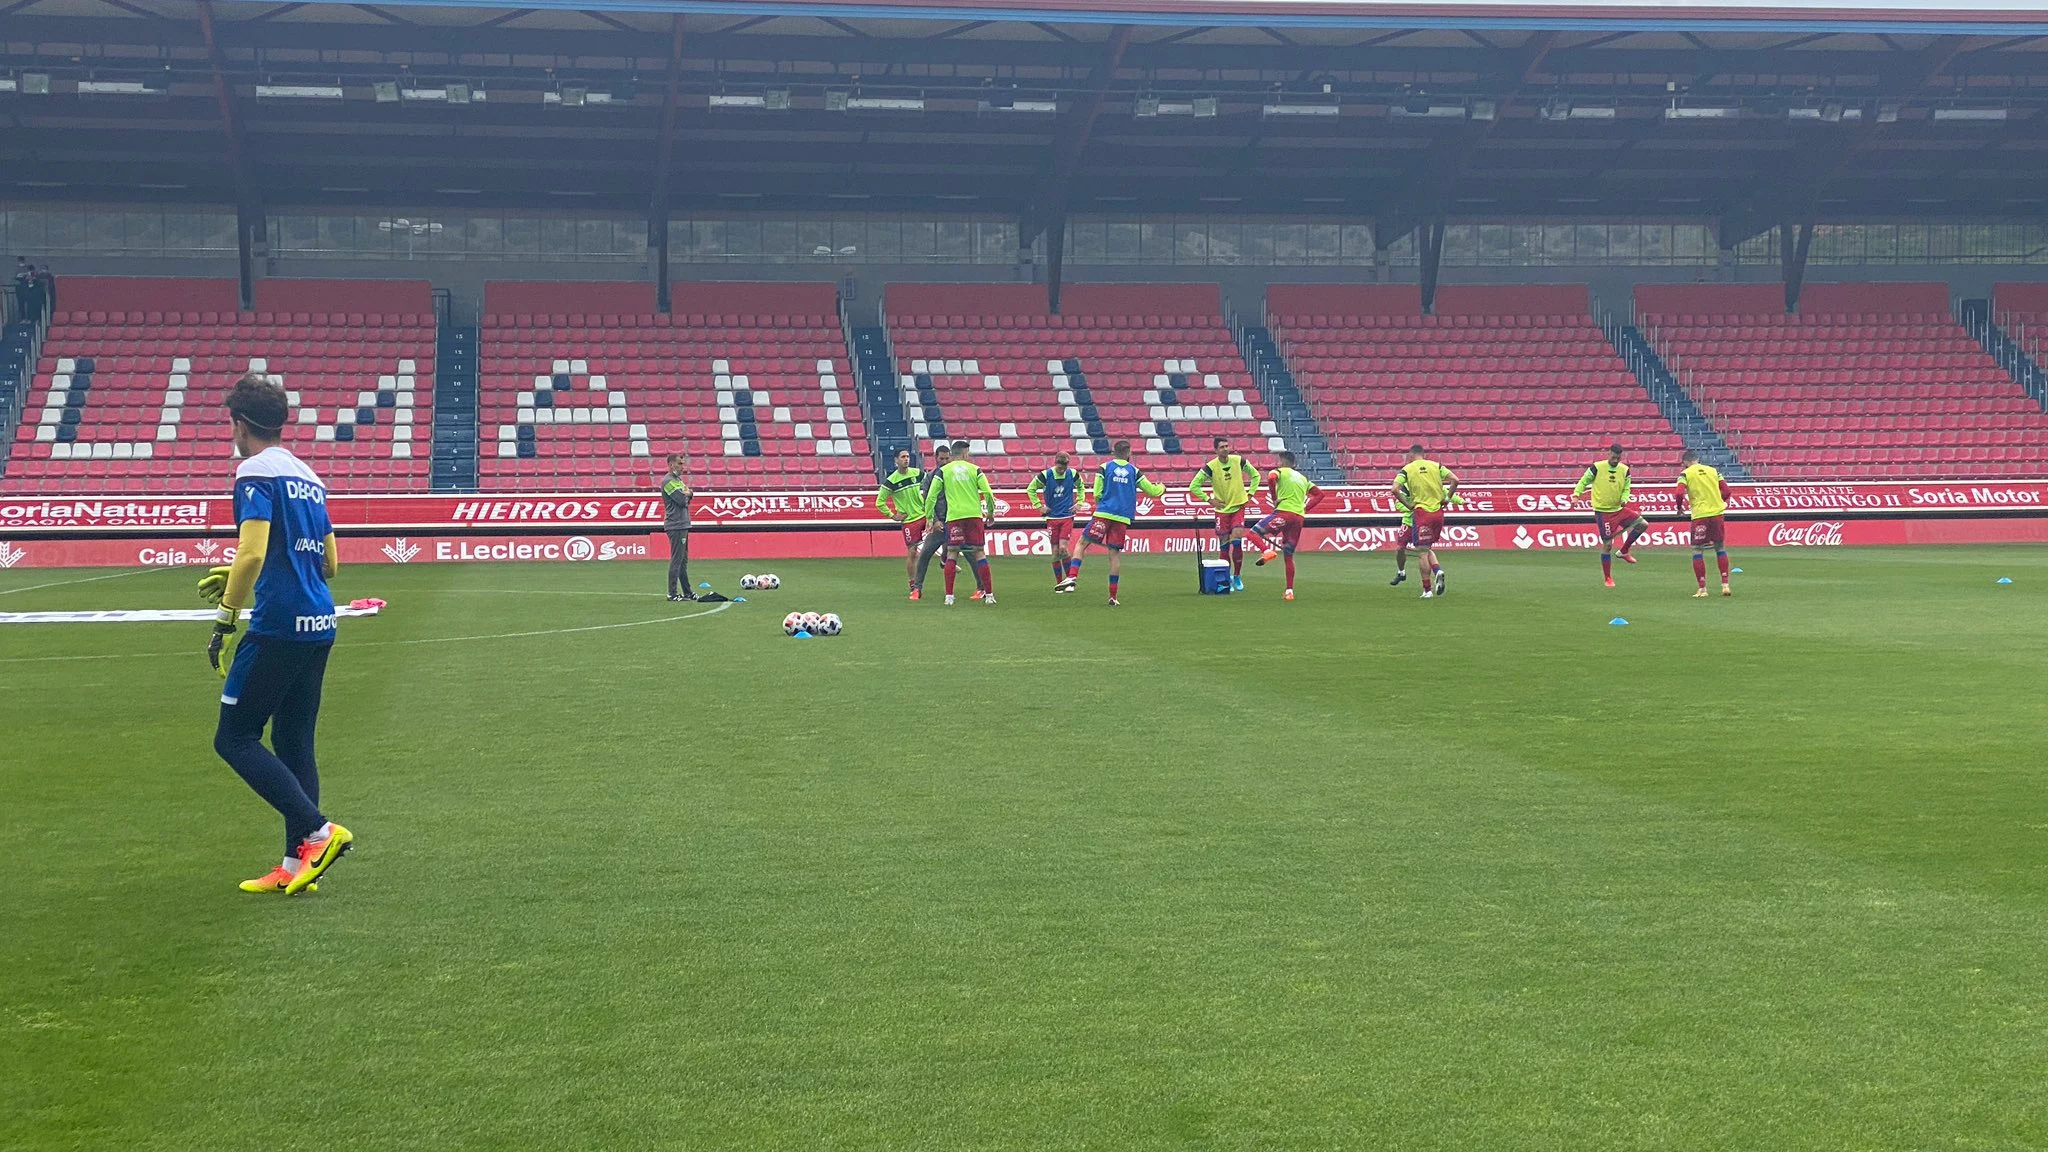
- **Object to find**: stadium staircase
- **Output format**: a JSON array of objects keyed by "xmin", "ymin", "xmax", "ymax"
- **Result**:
[
  {"xmin": 1960, "ymin": 298, "xmax": 2048, "ymax": 410},
  {"xmin": 1234, "ymin": 323, "xmax": 1343, "ymax": 481},
  {"xmin": 850, "ymin": 324, "xmax": 915, "ymax": 469},
  {"xmin": 0, "ymin": 292, "xmax": 43, "ymax": 481},
  {"xmin": 1604, "ymin": 317, "xmax": 1750, "ymax": 479},
  {"xmin": 1635, "ymin": 283, "xmax": 2047, "ymax": 480},
  {"xmin": 431, "ymin": 323, "xmax": 479, "ymax": 490}
]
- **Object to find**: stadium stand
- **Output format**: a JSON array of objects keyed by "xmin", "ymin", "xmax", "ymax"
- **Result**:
[
  {"xmin": 477, "ymin": 281, "xmax": 867, "ymax": 490},
  {"xmin": 1267, "ymin": 284, "xmax": 1684, "ymax": 483},
  {"xmin": 1986, "ymin": 283, "xmax": 2048, "ymax": 406},
  {"xmin": 4, "ymin": 278, "xmax": 436, "ymax": 493},
  {"xmin": 883, "ymin": 283, "xmax": 1284, "ymax": 476},
  {"xmin": 1635, "ymin": 283, "xmax": 2048, "ymax": 479}
]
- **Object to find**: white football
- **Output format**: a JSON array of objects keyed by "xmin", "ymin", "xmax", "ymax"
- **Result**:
[
  {"xmin": 760, "ymin": 573, "xmax": 781, "ymax": 589},
  {"xmin": 800, "ymin": 611, "xmax": 824, "ymax": 633},
  {"xmin": 782, "ymin": 612, "xmax": 803, "ymax": 636},
  {"xmin": 818, "ymin": 613, "xmax": 842, "ymax": 636},
  {"xmin": 740, "ymin": 574, "xmax": 760, "ymax": 590}
]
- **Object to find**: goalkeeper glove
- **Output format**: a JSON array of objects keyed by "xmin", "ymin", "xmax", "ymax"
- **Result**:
[
  {"xmin": 206, "ymin": 606, "xmax": 240, "ymax": 679},
  {"xmin": 196, "ymin": 565, "xmax": 232, "ymax": 604}
]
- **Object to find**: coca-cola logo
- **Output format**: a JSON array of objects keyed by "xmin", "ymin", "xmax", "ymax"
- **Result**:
[{"xmin": 1767, "ymin": 521, "xmax": 1846, "ymax": 547}]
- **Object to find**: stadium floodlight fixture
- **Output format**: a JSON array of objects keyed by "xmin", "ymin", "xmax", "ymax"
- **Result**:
[
  {"xmin": 1540, "ymin": 98, "xmax": 1616, "ymax": 121},
  {"xmin": 1387, "ymin": 99, "xmax": 1465, "ymax": 119},
  {"xmin": 256, "ymin": 83, "xmax": 345, "ymax": 100},
  {"xmin": 1192, "ymin": 96, "xmax": 1218, "ymax": 118},
  {"xmin": 78, "ymin": 78, "xmax": 165, "ymax": 96},
  {"xmin": 1789, "ymin": 100, "xmax": 1859, "ymax": 122},
  {"xmin": 373, "ymin": 80, "xmax": 400, "ymax": 103},
  {"xmin": 1469, "ymin": 100, "xmax": 1497, "ymax": 122},
  {"xmin": 444, "ymin": 82, "xmax": 475, "ymax": 104},
  {"xmin": 1876, "ymin": 101, "xmax": 1902, "ymax": 123},
  {"xmin": 1134, "ymin": 96, "xmax": 1197, "ymax": 118},
  {"xmin": 845, "ymin": 96, "xmax": 923, "ymax": 111},
  {"xmin": 982, "ymin": 97, "xmax": 1058, "ymax": 113},
  {"xmin": 1932, "ymin": 104, "xmax": 2008, "ymax": 122},
  {"xmin": 1665, "ymin": 101, "xmax": 1740, "ymax": 120},
  {"xmin": 824, "ymin": 89, "xmax": 850, "ymax": 111},
  {"xmin": 0, "ymin": 77, "xmax": 13, "ymax": 93},
  {"xmin": 1267, "ymin": 100, "xmax": 1341, "ymax": 118},
  {"xmin": 712, "ymin": 93, "xmax": 770, "ymax": 108},
  {"xmin": 23, "ymin": 72, "xmax": 54, "ymax": 95}
]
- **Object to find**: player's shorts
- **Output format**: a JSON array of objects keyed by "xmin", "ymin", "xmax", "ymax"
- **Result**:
[
  {"xmin": 1255, "ymin": 511, "xmax": 1305, "ymax": 552},
  {"xmin": 1594, "ymin": 505, "xmax": 1645, "ymax": 541},
  {"xmin": 1409, "ymin": 507, "xmax": 1446, "ymax": 547},
  {"xmin": 946, "ymin": 518, "xmax": 986, "ymax": 549},
  {"xmin": 1213, "ymin": 508, "xmax": 1245, "ymax": 537},
  {"xmin": 1083, "ymin": 517, "xmax": 1128, "ymax": 551},
  {"xmin": 901, "ymin": 518, "xmax": 926, "ymax": 548},
  {"xmin": 1690, "ymin": 515, "xmax": 1726, "ymax": 549},
  {"xmin": 1045, "ymin": 517, "xmax": 1075, "ymax": 546}
]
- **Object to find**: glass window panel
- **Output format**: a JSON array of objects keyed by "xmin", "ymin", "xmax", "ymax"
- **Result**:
[
  {"xmin": 1237, "ymin": 222, "xmax": 1272, "ymax": 264},
  {"xmin": 504, "ymin": 216, "xmax": 539, "ymax": 256},
  {"xmin": 1639, "ymin": 224, "xmax": 1670, "ymax": 265},
  {"xmin": 1304, "ymin": 223, "xmax": 1340, "ymax": 265},
  {"xmin": 82, "ymin": 211, "xmax": 121, "ymax": 252},
  {"xmin": 866, "ymin": 219, "xmax": 902, "ymax": 260},
  {"xmin": 1068, "ymin": 219, "xmax": 1104, "ymax": 262},
  {"xmin": 1175, "ymin": 221, "xmax": 1208, "ymax": 263},
  {"xmin": 317, "ymin": 215, "xmax": 353, "ymax": 253},
  {"xmin": 1476, "ymin": 224, "xmax": 1509, "ymax": 266},
  {"xmin": 727, "ymin": 219, "xmax": 763, "ymax": 258},
  {"xmin": 537, "ymin": 217, "xmax": 576, "ymax": 257},
  {"xmin": 901, "ymin": 220, "xmax": 936, "ymax": 261},
  {"xmin": 1141, "ymin": 221, "xmax": 1173, "ymax": 263},
  {"xmin": 1572, "ymin": 224, "xmax": 1606, "ymax": 263},
  {"xmin": 6, "ymin": 210, "xmax": 44, "ymax": 250},
  {"xmin": 1106, "ymin": 220, "xmax": 1140, "ymax": 261},
  {"xmin": 1338, "ymin": 224, "xmax": 1373, "ymax": 264},
  {"xmin": 832, "ymin": 218, "xmax": 864, "ymax": 258},
  {"xmin": 124, "ymin": 211, "xmax": 163, "ymax": 254},
  {"xmin": 1608, "ymin": 223, "xmax": 1640, "ymax": 264},
  {"xmin": 577, "ymin": 218, "xmax": 611, "ymax": 257},
  {"xmin": 1270, "ymin": 222, "xmax": 1305, "ymax": 265},
  {"xmin": 1672, "ymin": 224, "xmax": 1706, "ymax": 262},
  {"xmin": 935, "ymin": 221, "xmax": 971, "ymax": 259},
  {"xmin": 1542, "ymin": 224, "xmax": 1574, "ymax": 264},
  {"xmin": 458, "ymin": 214, "xmax": 496, "ymax": 259},
  {"xmin": 791, "ymin": 220, "xmax": 826, "ymax": 260},
  {"xmin": 44, "ymin": 212, "xmax": 86, "ymax": 251}
]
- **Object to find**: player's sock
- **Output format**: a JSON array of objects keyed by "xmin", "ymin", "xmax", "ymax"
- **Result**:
[
  {"xmin": 1069, "ymin": 557, "xmax": 1083, "ymax": 580},
  {"xmin": 974, "ymin": 559, "xmax": 993, "ymax": 593},
  {"xmin": 1601, "ymin": 551, "xmax": 1613, "ymax": 578},
  {"xmin": 1229, "ymin": 540, "xmax": 1243, "ymax": 575},
  {"xmin": 944, "ymin": 560, "xmax": 958, "ymax": 596},
  {"xmin": 1623, "ymin": 525, "xmax": 1645, "ymax": 553},
  {"xmin": 1283, "ymin": 554, "xmax": 1295, "ymax": 591},
  {"xmin": 1107, "ymin": 573, "xmax": 1119, "ymax": 598},
  {"xmin": 1716, "ymin": 551, "xmax": 1730, "ymax": 581},
  {"xmin": 1052, "ymin": 558, "xmax": 1064, "ymax": 584},
  {"xmin": 1693, "ymin": 554, "xmax": 1708, "ymax": 587}
]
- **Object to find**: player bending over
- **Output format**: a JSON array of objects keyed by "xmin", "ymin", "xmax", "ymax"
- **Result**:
[
  {"xmin": 1676, "ymin": 449, "xmax": 1734, "ymax": 598},
  {"xmin": 1188, "ymin": 436, "xmax": 1258, "ymax": 592},
  {"xmin": 932, "ymin": 440, "xmax": 998, "ymax": 606},
  {"xmin": 908, "ymin": 443, "xmax": 951, "ymax": 601},
  {"xmin": 1027, "ymin": 451, "xmax": 1084, "ymax": 593},
  {"xmin": 1396, "ymin": 444, "xmax": 1458, "ymax": 599},
  {"xmin": 1069, "ymin": 439, "xmax": 1166, "ymax": 606},
  {"xmin": 1247, "ymin": 451, "xmax": 1325, "ymax": 601},
  {"xmin": 878, "ymin": 448, "xmax": 931, "ymax": 593},
  {"xmin": 1575, "ymin": 442, "xmax": 1651, "ymax": 588},
  {"xmin": 202, "ymin": 373, "xmax": 354, "ymax": 896}
]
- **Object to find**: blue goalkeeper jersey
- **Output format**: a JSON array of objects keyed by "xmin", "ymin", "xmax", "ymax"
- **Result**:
[{"xmin": 233, "ymin": 446, "xmax": 336, "ymax": 642}]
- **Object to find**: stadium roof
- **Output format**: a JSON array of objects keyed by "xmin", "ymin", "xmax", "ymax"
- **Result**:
[{"xmin": 5, "ymin": 0, "xmax": 2048, "ymax": 245}]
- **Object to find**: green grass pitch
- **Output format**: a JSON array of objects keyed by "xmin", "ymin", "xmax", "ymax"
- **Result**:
[{"xmin": 4, "ymin": 546, "xmax": 2046, "ymax": 1150}]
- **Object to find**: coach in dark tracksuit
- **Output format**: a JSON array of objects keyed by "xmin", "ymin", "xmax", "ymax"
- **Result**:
[{"xmin": 662, "ymin": 454, "xmax": 695, "ymax": 601}]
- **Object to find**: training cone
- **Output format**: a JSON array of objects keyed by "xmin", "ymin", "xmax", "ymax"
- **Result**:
[
  {"xmin": 1609, "ymin": 617, "xmax": 1629, "ymax": 626},
  {"xmin": 1730, "ymin": 567, "xmax": 1743, "ymax": 574},
  {"xmin": 1997, "ymin": 577, "xmax": 2013, "ymax": 584},
  {"xmin": 733, "ymin": 596, "xmax": 747, "ymax": 603},
  {"xmin": 793, "ymin": 630, "xmax": 811, "ymax": 639}
]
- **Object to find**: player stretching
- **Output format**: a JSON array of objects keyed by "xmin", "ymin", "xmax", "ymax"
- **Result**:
[
  {"xmin": 1027, "ymin": 451, "xmax": 1084, "ymax": 592},
  {"xmin": 1069, "ymin": 439, "xmax": 1166, "ymax": 605},
  {"xmin": 1676, "ymin": 449, "xmax": 1734, "ymax": 598},
  {"xmin": 1396, "ymin": 444, "xmax": 1458, "ymax": 599},
  {"xmin": 877, "ymin": 448, "xmax": 930, "ymax": 594},
  {"xmin": 1247, "ymin": 451, "xmax": 1325, "ymax": 601},
  {"xmin": 1188, "ymin": 437, "xmax": 1258, "ymax": 592},
  {"xmin": 1575, "ymin": 442, "xmax": 1651, "ymax": 588},
  {"xmin": 202, "ymin": 373, "xmax": 353, "ymax": 896},
  {"xmin": 907, "ymin": 443, "xmax": 951, "ymax": 601},
  {"xmin": 932, "ymin": 440, "xmax": 998, "ymax": 606}
]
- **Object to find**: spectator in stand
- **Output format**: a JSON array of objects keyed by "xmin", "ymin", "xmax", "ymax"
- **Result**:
[
  {"xmin": 32, "ymin": 263, "xmax": 55, "ymax": 318},
  {"xmin": 13, "ymin": 258, "xmax": 43, "ymax": 324}
]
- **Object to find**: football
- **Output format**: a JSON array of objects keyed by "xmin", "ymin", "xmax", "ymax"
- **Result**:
[
  {"xmin": 781, "ymin": 612, "xmax": 803, "ymax": 636},
  {"xmin": 759, "ymin": 574, "xmax": 782, "ymax": 589},
  {"xmin": 800, "ymin": 611, "xmax": 824, "ymax": 632},
  {"xmin": 817, "ymin": 613, "xmax": 843, "ymax": 636},
  {"xmin": 740, "ymin": 574, "xmax": 760, "ymax": 590}
]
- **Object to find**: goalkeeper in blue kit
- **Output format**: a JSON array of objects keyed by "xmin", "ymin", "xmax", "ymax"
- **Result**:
[{"xmin": 200, "ymin": 373, "xmax": 355, "ymax": 895}]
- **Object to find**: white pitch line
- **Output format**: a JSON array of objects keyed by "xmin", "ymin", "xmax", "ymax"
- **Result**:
[
  {"xmin": 0, "ymin": 568, "xmax": 155, "ymax": 597},
  {"xmin": 0, "ymin": 600, "xmax": 733, "ymax": 665}
]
